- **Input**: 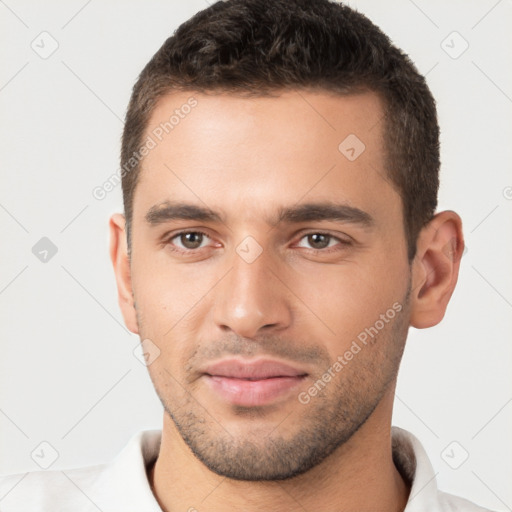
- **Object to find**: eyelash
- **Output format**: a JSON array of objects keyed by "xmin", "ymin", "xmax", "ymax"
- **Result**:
[{"xmin": 163, "ymin": 230, "xmax": 352, "ymax": 256}]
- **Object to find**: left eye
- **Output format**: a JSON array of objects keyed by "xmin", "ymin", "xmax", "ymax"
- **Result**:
[
  {"xmin": 170, "ymin": 231, "xmax": 211, "ymax": 250},
  {"xmin": 296, "ymin": 233, "xmax": 346, "ymax": 250}
]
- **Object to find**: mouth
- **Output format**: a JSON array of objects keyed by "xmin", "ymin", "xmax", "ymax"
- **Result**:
[{"xmin": 202, "ymin": 358, "xmax": 308, "ymax": 407}]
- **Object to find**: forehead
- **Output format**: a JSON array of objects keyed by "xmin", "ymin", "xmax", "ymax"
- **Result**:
[{"xmin": 133, "ymin": 89, "xmax": 400, "ymax": 228}]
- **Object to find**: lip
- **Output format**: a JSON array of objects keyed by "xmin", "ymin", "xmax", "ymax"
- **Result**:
[
  {"xmin": 202, "ymin": 358, "xmax": 308, "ymax": 407},
  {"xmin": 203, "ymin": 358, "xmax": 308, "ymax": 379}
]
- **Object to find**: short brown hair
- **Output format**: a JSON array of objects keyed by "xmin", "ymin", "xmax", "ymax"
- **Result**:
[{"xmin": 121, "ymin": 0, "xmax": 440, "ymax": 262}]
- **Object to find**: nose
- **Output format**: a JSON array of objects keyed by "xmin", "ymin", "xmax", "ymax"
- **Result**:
[{"xmin": 212, "ymin": 243, "xmax": 292, "ymax": 339}]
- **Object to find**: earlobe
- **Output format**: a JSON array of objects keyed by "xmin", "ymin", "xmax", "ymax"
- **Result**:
[
  {"xmin": 109, "ymin": 213, "xmax": 139, "ymax": 334},
  {"xmin": 409, "ymin": 210, "xmax": 464, "ymax": 329}
]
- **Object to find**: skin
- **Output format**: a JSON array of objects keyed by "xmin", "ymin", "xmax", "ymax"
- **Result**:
[{"xmin": 110, "ymin": 90, "xmax": 464, "ymax": 511}]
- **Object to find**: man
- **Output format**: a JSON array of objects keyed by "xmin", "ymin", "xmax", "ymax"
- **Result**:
[{"xmin": 0, "ymin": 0, "xmax": 494, "ymax": 510}]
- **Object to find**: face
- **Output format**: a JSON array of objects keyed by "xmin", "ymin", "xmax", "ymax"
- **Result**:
[{"xmin": 125, "ymin": 90, "xmax": 412, "ymax": 480}]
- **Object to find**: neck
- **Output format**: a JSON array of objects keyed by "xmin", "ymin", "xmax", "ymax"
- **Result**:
[{"xmin": 149, "ymin": 389, "xmax": 410, "ymax": 512}]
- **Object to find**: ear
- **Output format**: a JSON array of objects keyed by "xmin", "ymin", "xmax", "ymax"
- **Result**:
[
  {"xmin": 410, "ymin": 210, "xmax": 464, "ymax": 329},
  {"xmin": 109, "ymin": 213, "xmax": 139, "ymax": 334}
]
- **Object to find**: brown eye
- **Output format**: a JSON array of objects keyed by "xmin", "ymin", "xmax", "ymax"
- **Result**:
[
  {"xmin": 306, "ymin": 233, "xmax": 331, "ymax": 249},
  {"xmin": 178, "ymin": 232, "xmax": 205, "ymax": 249},
  {"xmin": 296, "ymin": 232, "xmax": 351, "ymax": 252}
]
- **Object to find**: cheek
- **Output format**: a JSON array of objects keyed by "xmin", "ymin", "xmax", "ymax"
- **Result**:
[
  {"xmin": 291, "ymin": 257, "xmax": 407, "ymax": 352},
  {"xmin": 130, "ymin": 255, "xmax": 216, "ymax": 340}
]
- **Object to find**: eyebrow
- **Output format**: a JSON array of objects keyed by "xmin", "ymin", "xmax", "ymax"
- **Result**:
[{"xmin": 144, "ymin": 200, "xmax": 375, "ymax": 228}]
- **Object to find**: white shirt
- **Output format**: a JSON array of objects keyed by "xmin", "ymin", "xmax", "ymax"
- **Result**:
[{"xmin": 0, "ymin": 426, "xmax": 493, "ymax": 511}]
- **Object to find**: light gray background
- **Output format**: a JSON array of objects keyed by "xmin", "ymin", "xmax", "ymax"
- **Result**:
[{"xmin": 1, "ymin": 0, "xmax": 511, "ymax": 510}]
